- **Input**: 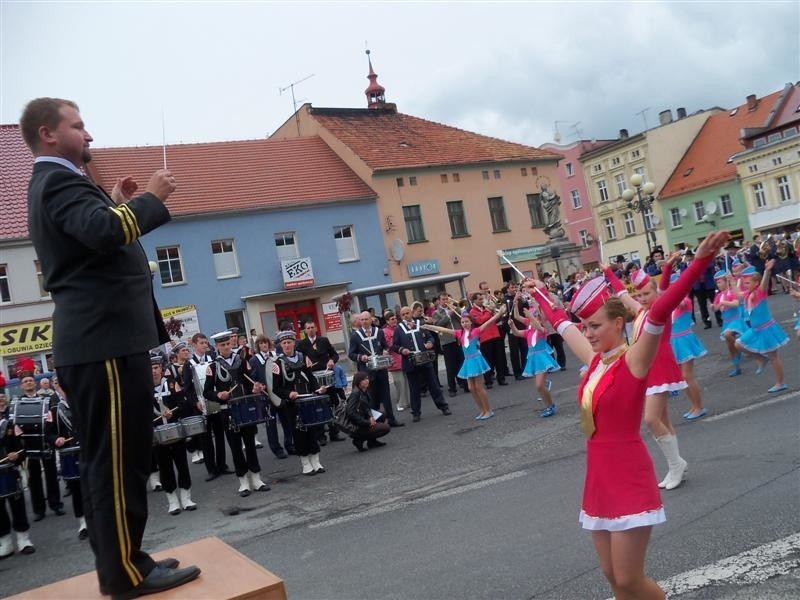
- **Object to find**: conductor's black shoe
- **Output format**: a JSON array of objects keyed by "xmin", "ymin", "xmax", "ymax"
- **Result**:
[
  {"xmin": 156, "ymin": 558, "xmax": 180, "ymax": 569},
  {"xmin": 111, "ymin": 565, "xmax": 201, "ymax": 599},
  {"xmin": 33, "ymin": 513, "xmax": 45, "ymax": 522}
]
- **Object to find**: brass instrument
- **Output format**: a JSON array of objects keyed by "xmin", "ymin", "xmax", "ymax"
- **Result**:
[
  {"xmin": 794, "ymin": 235, "xmax": 800, "ymax": 254},
  {"xmin": 776, "ymin": 238, "xmax": 790, "ymax": 260},
  {"xmin": 758, "ymin": 234, "xmax": 774, "ymax": 260}
]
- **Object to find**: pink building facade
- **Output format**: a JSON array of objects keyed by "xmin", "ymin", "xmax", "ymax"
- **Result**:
[{"xmin": 541, "ymin": 140, "xmax": 613, "ymax": 268}]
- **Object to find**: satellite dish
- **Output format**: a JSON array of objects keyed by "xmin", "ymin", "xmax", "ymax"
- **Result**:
[
  {"xmin": 679, "ymin": 208, "xmax": 688, "ymax": 217},
  {"xmin": 390, "ymin": 239, "xmax": 405, "ymax": 262},
  {"xmin": 705, "ymin": 200, "xmax": 718, "ymax": 215}
]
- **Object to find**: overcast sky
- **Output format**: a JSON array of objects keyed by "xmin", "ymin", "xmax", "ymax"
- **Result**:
[{"xmin": 2, "ymin": 1, "xmax": 798, "ymax": 150}]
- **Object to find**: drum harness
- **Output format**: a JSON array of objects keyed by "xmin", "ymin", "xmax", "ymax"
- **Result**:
[
  {"xmin": 278, "ymin": 353, "xmax": 317, "ymax": 431},
  {"xmin": 153, "ymin": 378, "xmax": 172, "ymax": 426},
  {"xmin": 355, "ymin": 328, "xmax": 380, "ymax": 359}
]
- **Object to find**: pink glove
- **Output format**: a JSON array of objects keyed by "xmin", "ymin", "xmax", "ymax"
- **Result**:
[
  {"xmin": 602, "ymin": 266, "xmax": 626, "ymax": 295},
  {"xmin": 649, "ymin": 254, "xmax": 714, "ymax": 325}
]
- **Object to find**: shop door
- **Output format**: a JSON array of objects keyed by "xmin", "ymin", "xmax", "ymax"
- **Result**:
[{"xmin": 274, "ymin": 300, "xmax": 320, "ymax": 340}]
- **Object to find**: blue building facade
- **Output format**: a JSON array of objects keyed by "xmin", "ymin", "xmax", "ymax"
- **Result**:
[{"xmin": 140, "ymin": 199, "xmax": 387, "ymax": 346}]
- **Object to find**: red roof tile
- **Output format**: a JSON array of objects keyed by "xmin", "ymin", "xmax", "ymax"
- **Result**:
[
  {"xmin": 660, "ymin": 90, "xmax": 784, "ymax": 199},
  {"xmin": 0, "ymin": 125, "xmax": 34, "ymax": 240},
  {"xmin": 308, "ymin": 107, "xmax": 561, "ymax": 172},
  {"xmin": 90, "ymin": 136, "xmax": 376, "ymax": 217}
]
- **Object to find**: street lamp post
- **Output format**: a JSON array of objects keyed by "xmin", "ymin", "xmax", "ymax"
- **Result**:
[{"xmin": 621, "ymin": 174, "xmax": 658, "ymax": 256}]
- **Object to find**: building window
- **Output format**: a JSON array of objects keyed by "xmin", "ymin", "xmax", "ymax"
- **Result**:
[
  {"xmin": 693, "ymin": 201, "xmax": 706, "ymax": 222},
  {"xmin": 719, "ymin": 194, "xmax": 733, "ymax": 216},
  {"xmin": 0, "ymin": 264, "xmax": 11, "ymax": 303},
  {"xmin": 409, "ymin": 176, "xmax": 418, "ymax": 186},
  {"xmin": 224, "ymin": 310, "xmax": 246, "ymax": 335},
  {"xmin": 753, "ymin": 137, "xmax": 766, "ymax": 148},
  {"xmin": 446, "ymin": 201, "xmax": 469, "ymax": 237},
  {"xmin": 593, "ymin": 164, "xmax": 602, "ymax": 173},
  {"xmin": 643, "ymin": 206, "xmax": 655, "ymax": 230},
  {"xmin": 487, "ymin": 197, "xmax": 509, "ymax": 232},
  {"xmin": 767, "ymin": 133, "xmax": 782, "ymax": 143},
  {"xmin": 772, "ymin": 156, "xmax": 782, "ymax": 166},
  {"xmin": 631, "ymin": 150, "xmax": 641, "ymax": 159},
  {"xmin": 669, "ymin": 207, "xmax": 682, "ymax": 228},
  {"xmin": 156, "ymin": 246, "xmax": 184, "ymax": 285},
  {"xmin": 634, "ymin": 166, "xmax": 648, "ymax": 183},
  {"xmin": 611, "ymin": 157, "xmax": 621, "ymax": 166},
  {"xmin": 333, "ymin": 225, "xmax": 359, "ymax": 262},
  {"xmin": 396, "ymin": 177, "xmax": 404, "ymax": 187},
  {"xmin": 275, "ymin": 232, "xmax": 299, "ymax": 260},
  {"xmin": 403, "ymin": 205, "xmax": 426, "ymax": 242},
  {"xmin": 493, "ymin": 169, "xmax": 501, "ymax": 179},
  {"xmin": 452, "ymin": 173, "xmax": 460, "ymax": 182},
  {"xmin": 570, "ymin": 189, "xmax": 581, "ymax": 209},
  {"xmin": 33, "ymin": 259, "xmax": 49, "ymax": 298},
  {"xmin": 211, "ymin": 239, "xmax": 239, "ymax": 279},
  {"xmin": 614, "ymin": 173, "xmax": 627, "ymax": 197},
  {"xmin": 440, "ymin": 174, "xmax": 448, "ymax": 183},
  {"xmin": 623, "ymin": 212, "xmax": 636, "ymax": 235},
  {"xmin": 748, "ymin": 164, "xmax": 758, "ymax": 173},
  {"xmin": 597, "ymin": 180, "xmax": 609, "ymax": 202},
  {"xmin": 753, "ymin": 182, "xmax": 767, "ymax": 208},
  {"xmin": 482, "ymin": 170, "xmax": 490, "ymax": 180},
  {"xmin": 579, "ymin": 229, "xmax": 590, "ymax": 247},
  {"xmin": 520, "ymin": 167, "xmax": 528, "ymax": 177},
  {"xmin": 603, "ymin": 217, "xmax": 617, "ymax": 241},
  {"xmin": 530, "ymin": 166, "xmax": 538, "ymax": 176},
  {"xmin": 527, "ymin": 193, "xmax": 546, "ymax": 228},
  {"xmin": 565, "ymin": 162, "xmax": 574, "ymax": 177},
  {"xmin": 777, "ymin": 175, "xmax": 792, "ymax": 202}
]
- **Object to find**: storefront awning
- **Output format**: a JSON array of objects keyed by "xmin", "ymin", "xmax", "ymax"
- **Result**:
[
  {"xmin": 344, "ymin": 272, "xmax": 471, "ymax": 298},
  {"xmin": 241, "ymin": 281, "xmax": 351, "ymax": 301}
]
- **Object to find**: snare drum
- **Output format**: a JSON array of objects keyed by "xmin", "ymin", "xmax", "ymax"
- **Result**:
[
  {"xmin": 153, "ymin": 423, "xmax": 184, "ymax": 446},
  {"xmin": 296, "ymin": 394, "xmax": 333, "ymax": 427},
  {"xmin": 10, "ymin": 399, "xmax": 51, "ymax": 458},
  {"xmin": 312, "ymin": 370, "xmax": 335, "ymax": 387},
  {"xmin": 0, "ymin": 463, "xmax": 20, "ymax": 498},
  {"xmin": 59, "ymin": 446, "xmax": 81, "ymax": 480},
  {"xmin": 366, "ymin": 355, "xmax": 393, "ymax": 371},
  {"xmin": 410, "ymin": 350, "xmax": 436, "ymax": 366},
  {"xmin": 179, "ymin": 416, "xmax": 207, "ymax": 438},
  {"xmin": 228, "ymin": 395, "xmax": 267, "ymax": 429}
]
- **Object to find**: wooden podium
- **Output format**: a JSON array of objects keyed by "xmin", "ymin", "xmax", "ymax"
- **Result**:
[{"xmin": 9, "ymin": 537, "xmax": 287, "ymax": 600}]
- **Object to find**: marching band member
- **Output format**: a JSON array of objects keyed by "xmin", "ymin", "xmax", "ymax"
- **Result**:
[
  {"xmin": 151, "ymin": 356, "xmax": 196, "ymax": 515},
  {"xmin": 423, "ymin": 305, "xmax": 506, "ymax": 420},
  {"xmin": 382, "ymin": 311, "xmax": 411, "ymax": 412},
  {"xmin": 167, "ymin": 342, "xmax": 203, "ymax": 465},
  {"xmin": 230, "ymin": 328, "xmax": 263, "ymax": 449},
  {"xmin": 469, "ymin": 291, "xmax": 508, "ymax": 387},
  {"xmin": 0, "ymin": 408, "xmax": 35, "ymax": 558},
  {"xmin": 712, "ymin": 271, "xmax": 747, "ymax": 377},
  {"xmin": 204, "ymin": 332, "xmax": 270, "ymax": 497},
  {"xmin": 391, "ymin": 307, "xmax": 451, "ymax": 423},
  {"xmin": 48, "ymin": 377, "xmax": 87, "ymax": 538},
  {"xmin": 297, "ymin": 320, "xmax": 347, "ymax": 442},
  {"xmin": 348, "ymin": 311, "xmax": 403, "ymax": 428},
  {"xmin": 272, "ymin": 330, "xmax": 329, "ymax": 475},
  {"xmin": 185, "ymin": 333, "xmax": 229, "ymax": 481},
  {"xmin": 603, "ymin": 263, "xmax": 689, "ymax": 490},
  {"xmin": 249, "ymin": 335, "xmax": 295, "ymax": 459}
]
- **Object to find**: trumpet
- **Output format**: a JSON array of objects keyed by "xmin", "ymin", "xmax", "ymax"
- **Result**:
[
  {"xmin": 776, "ymin": 238, "xmax": 790, "ymax": 260},
  {"xmin": 758, "ymin": 234, "xmax": 774, "ymax": 260}
]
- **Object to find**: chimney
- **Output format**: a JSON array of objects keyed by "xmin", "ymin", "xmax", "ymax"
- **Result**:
[
  {"xmin": 619, "ymin": 128, "xmax": 629, "ymax": 139},
  {"xmin": 658, "ymin": 109, "xmax": 673, "ymax": 126},
  {"xmin": 676, "ymin": 107, "xmax": 687, "ymax": 119},
  {"xmin": 746, "ymin": 94, "xmax": 758, "ymax": 110}
]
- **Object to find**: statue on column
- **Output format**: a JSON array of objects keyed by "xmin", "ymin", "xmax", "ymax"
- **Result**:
[{"xmin": 540, "ymin": 184, "xmax": 565, "ymax": 239}]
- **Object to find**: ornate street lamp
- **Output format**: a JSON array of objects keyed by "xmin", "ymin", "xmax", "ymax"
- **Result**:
[{"xmin": 621, "ymin": 174, "xmax": 658, "ymax": 255}]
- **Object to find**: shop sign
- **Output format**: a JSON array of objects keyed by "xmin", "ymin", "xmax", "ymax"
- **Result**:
[
  {"xmin": 281, "ymin": 257, "xmax": 315, "ymax": 289},
  {"xmin": 160, "ymin": 304, "xmax": 201, "ymax": 341},
  {"xmin": 407, "ymin": 259, "xmax": 440, "ymax": 278},
  {"xmin": 0, "ymin": 320, "xmax": 53, "ymax": 357},
  {"xmin": 497, "ymin": 245, "xmax": 548, "ymax": 264},
  {"xmin": 322, "ymin": 302, "xmax": 342, "ymax": 332}
]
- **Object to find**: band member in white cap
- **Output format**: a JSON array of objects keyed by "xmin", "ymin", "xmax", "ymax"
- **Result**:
[
  {"xmin": 271, "ymin": 331, "xmax": 329, "ymax": 476},
  {"xmin": 204, "ymin": 332, "xmax": 270, "ymax": 497},
  {"xmin": 0, "ymin": 412, "xmax": 35, "ymax": 558}
]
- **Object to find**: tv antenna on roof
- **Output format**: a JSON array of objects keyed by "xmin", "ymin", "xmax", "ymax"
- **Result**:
[
  {"xmin": 569, "ymin": 121, "xmax": 583, "ymax": 139},
  {"xmin": 636, "ymin": 107, "xmax": 651, "ymax": 131},
  {"xmin": 280, "ymin": 74, "xmax": 315, "ymax": 136}
]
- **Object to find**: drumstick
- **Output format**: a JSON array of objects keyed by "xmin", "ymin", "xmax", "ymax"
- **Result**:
[
  {"xmin": 776, "ymin": 274, "xmax": 800, "ymax": 288},
  {"xmin": 152, "ymin": 407, "xmax": 179, "ymax": 422},
  {"xmin": 496, "ymin": 250, "xmax": 527, "ymax": 280},
  {"xmin": 0, "ymin": 449, "xmax": 24, "ymax": 464}
]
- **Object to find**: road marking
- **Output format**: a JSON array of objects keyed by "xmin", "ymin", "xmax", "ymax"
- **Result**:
[
  {"xmin": 703, "ymin": 389, "xmax": 799, "ymax": 422},
  {"xmin": 309, "ymin": 470, "xmax": 527, "ymax": 529},
  {"xmin": 658, "ymin": 532, "xmax": 800, "ymax": 596}
]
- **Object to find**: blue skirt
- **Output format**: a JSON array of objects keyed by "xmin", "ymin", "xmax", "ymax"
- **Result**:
[
  {"xmin": 523, "ymin": 348, "xmax": 559, "ymax": 377},
  {"xmin": 458, "ymin": 354, "xmax": 490, "ymax": 379},
  {"xmin": 720, "ymin": 318, "xmax": 747, "ymax": 340},
  {"xmin": 671, "ymin": 332, "xmax": 707, "ymax": 364},
  {"xmin": 738, "ymin": 321, "xmax": 789, "ymax": 354}
]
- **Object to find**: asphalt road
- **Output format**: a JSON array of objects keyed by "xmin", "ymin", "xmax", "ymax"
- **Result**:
[{"xmin": 2, "ymin": 294, "xmax": 798, "ymax": 599}]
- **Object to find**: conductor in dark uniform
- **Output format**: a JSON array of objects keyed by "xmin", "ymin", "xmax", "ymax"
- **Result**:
[{"xmin": 22, "ymin": 98, "xmax": 200, "ymax": 597}]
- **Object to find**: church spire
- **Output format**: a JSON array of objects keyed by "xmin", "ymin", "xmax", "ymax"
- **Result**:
[{"xmin": 364, "ymin": 49, "xmax": 387, "ymax": 109}]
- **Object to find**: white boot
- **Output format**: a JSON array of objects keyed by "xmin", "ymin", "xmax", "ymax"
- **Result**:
[
  {"xmin": 656, "ymin": 434, "xmax": 688, "ymax": 490},
  {"xmin": 0, "ymin": 534, "xmax": 13, "ymax": 559},
  {"xmin": 300, "ymin": 456, "xmax": 315, "ymax": 476},
  {"xmin": 148, "ymin": 473, "xmax": 162, "ymax": 492},
  {"xmin": 15, "ymin": 530, "xmax": 35, "ymax": 555},
  {"xmin": 77, "ymin": 517, "xmax": 88, "ymax": 540},
  {"xmin": 166, "ymin": 492, "xmax": 182, "ymax": 515},
  {"xmin": 179, "ymin": 488, "xmax": 197, "ymax": 511},
  {"xmin": 309, "ymin": 453, "xmax": 325, "ymax": 474},
  {"xmin": 238, "ymin": 476, "xmax": 251, "ymax": 497},
  {"xmin": 191, "ymin": 450, "xmax": 204, "ymax": 464},
  {"xmin": 254, "ymin": 437, "xmax": 264, "ymax": 449},
  {"xmin": 249, "ymin": 472, "xmax": 270, "ymax": 492}
]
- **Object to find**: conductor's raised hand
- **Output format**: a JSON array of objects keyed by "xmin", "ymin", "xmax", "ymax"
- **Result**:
[
  {"xmin": 695, "ymin": 231, "xmax": 731, "ymax": 259},
  {"xmin": 111, "ymin": 176, "xmax": 138, "ymax": 204},
  {"xmin": 146, "ymin": 169, "xmax": 177, "ymax": 202}
]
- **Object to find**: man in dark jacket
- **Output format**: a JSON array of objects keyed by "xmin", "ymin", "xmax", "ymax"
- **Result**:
[{"xmin": 23, "ymin": 98, "xmax": 198, "ymax": 597}]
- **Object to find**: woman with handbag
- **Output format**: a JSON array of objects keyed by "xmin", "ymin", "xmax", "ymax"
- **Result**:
[{"xmin": 345, "ymin": 372, "xmax": 390, "ymax": 452}]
